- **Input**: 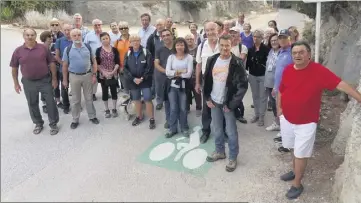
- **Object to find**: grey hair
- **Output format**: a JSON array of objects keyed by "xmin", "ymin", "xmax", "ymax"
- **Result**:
[
  {"xmin": 92, "ymin": 19, "xmax": 102, "ymax": 25},
  {"xmin": 253, "ymin": 29, "xmax": 264, "ymax": 37},
  {"xmin": 118, "ymin": 21, "xmax": 129, "ymax": 27}
]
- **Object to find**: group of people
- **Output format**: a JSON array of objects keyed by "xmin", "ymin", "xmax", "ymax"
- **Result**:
[{"xmin": 10, "ymin": 11, "xmax": 361, "ymax": 200}]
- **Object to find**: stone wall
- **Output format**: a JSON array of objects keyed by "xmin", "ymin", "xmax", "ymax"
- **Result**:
[{"xmin": 332, "ymin": 71, "xmax": 361, "ymax": 203}]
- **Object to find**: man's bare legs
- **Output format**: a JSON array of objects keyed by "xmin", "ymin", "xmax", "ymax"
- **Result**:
[
  {"xmin": 145, "ymin": 101, "xmax": 154, "ymax": 119},
  {"xmin": 293, "ymin": 157, "xmax": 308, "ymax": 187},
  {"xmin": 134, "ymin": 101, "xmax": 143, "ymax": 118}
]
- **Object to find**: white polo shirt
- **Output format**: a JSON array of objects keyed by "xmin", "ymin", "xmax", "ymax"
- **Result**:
[{"xmin": 196, "ymin": 40, "xmax": 220, "ymax": 74}]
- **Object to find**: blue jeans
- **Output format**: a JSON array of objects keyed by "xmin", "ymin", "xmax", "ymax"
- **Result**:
[
  {"xmin": 168, "ymin": 87, "xmax": 189, "ymax": 133},
  {"xmin": 211, "ymin": 104, "xmax": 239, "ymax": 160}
]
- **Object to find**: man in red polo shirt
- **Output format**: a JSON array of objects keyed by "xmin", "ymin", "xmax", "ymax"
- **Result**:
[{"xmin": 277, "ymin": 41, "xmax": 361, "ymax": 199}]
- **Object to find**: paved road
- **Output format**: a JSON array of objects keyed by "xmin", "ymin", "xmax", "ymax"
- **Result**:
[{"xmin": 1, "ymin": 9, "xmax": 313, "ymax": 202}]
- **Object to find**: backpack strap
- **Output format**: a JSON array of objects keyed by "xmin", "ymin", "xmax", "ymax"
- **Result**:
[
  {"xmin": 66, "ymin": 43, "xmax": 93, "ymax": 66},
  {"xmin": 200, "ymin": 40, "xmax": 206, "ymax": 56},
  {"xmin": 83, "ymin": 43, "xmax": 93, "ymax": 65},
  {"xmin": 66, "ymin": 44, "xmax": 72, "ymax": 65},
  {"xmin": 127, "ymin": 48, "xmax": 147, "ymax": 57}
]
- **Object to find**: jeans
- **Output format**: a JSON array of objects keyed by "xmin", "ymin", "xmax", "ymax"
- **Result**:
[
  {"xmin": 154, "ymin": 70, "xmax": 167, "ymax": 105},
  {"xmin": 187, "ymin": 78, "xmax": 202, "ymax": 110},
  {"xmin": 22, "ymin": 76, "xmax": 59, "ymax": 126},
  {"xmin": 168, "ymin": 87, "xmax": 189, "ymax": 133},
  {"xmin": 248, "ymin": 74, "xmax": 267, "ymax": 118},
  {"xmin": 211, "ymin": 104, "xmax": 239, "ymax": 160}
]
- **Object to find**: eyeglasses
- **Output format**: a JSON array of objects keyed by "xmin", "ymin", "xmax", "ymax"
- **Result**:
[
  {"xmin": 94, "ymin": 24, "xmax": 102, "ymax": 27},
  {"xmin": 185, "ymin": 38, "xmax": 193, "ymax": 41},
  {"xmin": 51, "ymin": 24, "xmax": 59, "ymax": 27},
  {"xmin": 72, "ymin": 34, "xmax": 82, "ymax": 37},
  {"xmin": 162, "ymin": 34, "xmax": 171, "ymax": 37},
  {"xmin": 119, "ymin": 27, "xmax": 129, "ymax": 30}
]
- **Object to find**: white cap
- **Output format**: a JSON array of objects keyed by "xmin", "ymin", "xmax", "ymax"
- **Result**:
[{"xmin": 229, "ymin": 27, "xmax": 240, "ymax": 33}]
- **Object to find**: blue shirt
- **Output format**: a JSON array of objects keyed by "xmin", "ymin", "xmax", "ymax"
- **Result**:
[
  {"xmin": 62, "ymin": 43, "xmax": 92, "ymax": 73},
  {"xmin": 241, "ymin": 32, "xmax": 254, "ymax": 49},
  {"xmin": 55, "ymin": 36, "xmax": 72, "ymax": 60},
  {"xmin": 138, "ymin": 25, "xmax": 156, "ymax": 48},
  {"xmin": 84, "ymin": 31, "xmax": 101, "ymax": 56},
  {"xmin": 274, "ymin": 46, "xmax": 293, "ymax": 92}
]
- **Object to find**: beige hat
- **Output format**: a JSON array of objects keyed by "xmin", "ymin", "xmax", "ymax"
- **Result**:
[{"xmin": 229, "ymin": 27, "xmax": 240, "ymax": 33}]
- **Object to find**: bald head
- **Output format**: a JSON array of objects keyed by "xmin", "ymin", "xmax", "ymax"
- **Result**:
[
  {"xmin": 23, "ymin": 28, "xmax": 37, "ymax": 43},
  {"xmin": 62, "ymin": 24, "xmax": 72, "ymax": 38},
  {"xmin": 70, "ymin": 29, "xmax": 82, "ymax": 43},
  {"xmin": 205, "ymin": 22, "xmax": 218, "ymax": 40},
  {"xmin": 156, "ymin": 18, "xmax": 165, "ymax": 32}
]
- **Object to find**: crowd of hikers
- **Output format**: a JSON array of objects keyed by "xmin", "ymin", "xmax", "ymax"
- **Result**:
[{"xmin": 10, "ymin": 12, "xmax": 361, "ymax": 200}]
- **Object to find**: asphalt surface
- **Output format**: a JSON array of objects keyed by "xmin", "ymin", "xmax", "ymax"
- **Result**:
[{"xmin": 1, "ymin": 9, "xmax": 312, "ymax": 202}]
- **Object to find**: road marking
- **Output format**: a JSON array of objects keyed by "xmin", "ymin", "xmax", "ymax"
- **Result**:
[{"xmin": 137, "ymin": 126, "xmax": 215, "ymax": 175}]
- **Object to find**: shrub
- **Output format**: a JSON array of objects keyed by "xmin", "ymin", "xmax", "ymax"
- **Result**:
[
  {"xmin": 303, "ymin": 21, "xmax": 315, "ymax": 44},
  {"xmin": 179, "ymin": 1, "xmax": 207, "ymax": 11},
  {"xmin": 1, "ymin": 6, "xmax": 14, "ymax": 22},
  {"xmin": 24, "ymin": 9, "xmax": 72, "ymax": 29}
]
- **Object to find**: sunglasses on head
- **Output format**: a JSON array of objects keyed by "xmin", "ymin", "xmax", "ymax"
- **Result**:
[
  {"xmin": 51, "ymin": 24, "xmax": 59, "ymax": 27},
  {"xmin": 119, "ymin": 27, "xmax": 129, "ymax": 30}
]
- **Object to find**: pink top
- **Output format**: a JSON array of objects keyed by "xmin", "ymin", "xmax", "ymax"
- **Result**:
[{"xmin": 99, "ymin": 47, "xmax": 116, "ymax": 79}]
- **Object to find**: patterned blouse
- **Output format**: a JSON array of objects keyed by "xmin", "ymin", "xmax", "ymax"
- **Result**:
[{"xmin": 99, "ymin": 47, "xmax": 116, "ymax": 79}]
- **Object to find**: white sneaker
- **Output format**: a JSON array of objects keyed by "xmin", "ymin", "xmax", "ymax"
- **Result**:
[
  {"xmin": 276, "ymin": 132, "xmax": 281, "ymax": 137},
  {"xmin": 266, "ymin": 122, "xmax": 280, "ymax": 131}
]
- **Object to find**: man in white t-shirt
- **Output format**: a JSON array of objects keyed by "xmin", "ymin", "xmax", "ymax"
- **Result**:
[
  {"xmin": 203, "ymin": 34, "xmax": 248, "ymax": 172},
  {"xmin": 108, "ymin": 22, "xmax": 121, "ymax": 46},
  {"xmin": 229, "ymin": 27, "xmax": 248, "ymax": 124},
  {"xmin": 234, "ymin": 12, "xmax": 245, "ymax": 33},
  {"xmin": 195, "ymin": 22, "xmax": 220, "ymax": 143}
]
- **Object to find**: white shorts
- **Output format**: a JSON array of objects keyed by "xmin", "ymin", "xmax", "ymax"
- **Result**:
[{"xmin": 279, "ymin": 115, "xmax": 317, "ymax": 158}]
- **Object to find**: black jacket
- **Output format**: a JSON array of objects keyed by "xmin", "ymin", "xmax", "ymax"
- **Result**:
[
  {"xmin": 123, "ymin": 46, "xmax": 153, "ymax": 89},
  {"xmin": 246, "ymin": 43, "xmax": 270, "ymax": 76},
  {"xmin": 203, "ymin": 53, "xmax": 248, "ymax": 110},
  {"xmin": 146, "ymin": 30, "xmax": 161, "ymax": 59},
  {"xmin": 95, "ymin": 47, "xmax": 120, "ymax": 67}
]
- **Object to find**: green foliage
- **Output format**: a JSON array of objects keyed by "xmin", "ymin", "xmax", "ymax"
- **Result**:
[
  {"xmin": 1, "ymin": 1, "xmax": 71, "ymax": 19},
  {"xmin": 1, "ymin": 6, "xmax": 14, "ymax": 21},
  {"xmin": 179, "ymin": 1, "xmax": 207, "ymax": 11}
]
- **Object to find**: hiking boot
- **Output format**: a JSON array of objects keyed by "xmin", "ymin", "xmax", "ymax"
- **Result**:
[
  {"xmin": 132, "ymin": 117, "xmax": 143, "ymax": 126},
  {"xmin": 250, "ymin": 116, "xmax": 259, "ymax": 123},
  {"xmin": 165, "ymin": 130, "xmax": 177, "ymax": 138},
  {"xmin": 195, "ymin": 110, "xmax": 202, "ymax": 117},
  {"xmin": 33, "ymin": 124, "xmax": 44, "ymax": 134},
  {"xmin": 42, "ymin": 105, "xmax": 48, "ymax": 114},
  {"xmin": 274, "ymin": 136, "xmax": 282, "ymax": 143},
  {"xmin": 280, "ymin": 171, "xmax": 295, "ymax": 181},
  {"xmin": 156, "ymin": 104, "xmax": 163, "ymax": 110},
  {"xmin": 149, "ymin": 118, "xmax": 156, "ymax": 129},
  {"xmin": 237, "ymin": 117, "xmax": 247, "ymax": 124},
  {"xmin": 257, "ymin": 117, "xmax": 265, "ymax": 126},
  {"xmin": 200, "ymin": 131, "xmax": 210, "ymax": 144},
  {"xmin": 164, "ymin": 122, "xmax": 169, "ymax": 129},
  {"xmin": 63, "ymin": 107, "xmax": 70, "ymax": 114},
  {"xmin": 70, "ymin": 122, "xmax": 79, "ymax": 129},
  {"xmin": 251, "ymin": 104, "xmax": 254, "ymax": 108},
  {"xmin": 111, "ymin": 109, "xmax": 118, "ymax": 118},
  {"xmin": 286, "ymin": 184, "xmax": 304, "ymax": 199},
  {"xmin": 89, "ymin": 118, "xmax": 100, "ymax": 124},
  {"xmin": 105, "ymin": 110, "xmax": 111, "ymax": 118},
  {"xmin": 278, "ymin": 146, "xmax": 291, "ymax": 153},
  {"xmin": 226, "ymin": 159, "xmax": 237, "ymax": 172},
  {"xmin": 50, "ymin": 124, "xmax": 59, "ymax": 136},
  {"xmin": 266, "ymin": 122, "xmax": 280, "ymax": 131},
  {"xmin": 57, "ymin": 102, "xmax": 64, "ymax": 109},
  {"xmin": 206, "ymin": 151, "xmax": 226, "ymax": 162}
]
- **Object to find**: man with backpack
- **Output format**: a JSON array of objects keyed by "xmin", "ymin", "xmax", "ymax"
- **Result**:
[
  {"xmin": 62, "ymin": 29, "xmax": 100, "ymax": 130},
  {"xmin": 195, "ymin": 22, "xmax": 220, "ymax": 143}
]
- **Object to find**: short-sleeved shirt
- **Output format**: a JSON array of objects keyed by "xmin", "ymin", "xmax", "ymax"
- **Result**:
[
  {"xmin": 211, "ymin": 56, "xmax": 231, "ymax": 104},
  {"xmin": 155, "ymin": 45, "xmax": 172, "ymax": 72},
  {"xmin": 62, "ymin": 43, "xmax": 92, "ymax": 73},
  {"xmin": 55, "ymin": 36, "xmax": 72, "ymax": 60},
  {"xmin": 196, "ymin": 40, "xmax": 220, "ymax": 74},
  {"xmin": 10, "ymin": 43, "xmax": 55, "ymax": 80},
  {"xmin": 279, "ymin": 62, "xmax": 341, "ymax": 124},
  {"xmin": 114, "ymin": 38, "xmax": 130, "ymax": 67},
  {"xmin": 231, "ymin": 44, "xmax": 248, "ymax": 58},
  {"xmin": 84, "ymin": 31, "xmax": 102, "ymax": 56},
  {"xmin": 274, "ymin": 46, "xmax": 293, "ymax": 92},
  {"xmin": 138, "ymin": 25, "xmax": 156, "ymax": 48},
  {"xmin": 241, "ymin": 32, "xmax": 254, "ymax": 49},
  {"xmin": 108, "ymin": 31, "xmax": 121, "ymax": 47}
]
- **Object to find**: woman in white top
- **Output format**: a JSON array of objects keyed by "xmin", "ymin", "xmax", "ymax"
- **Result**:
[{"xmin": 165, "ymin": 38, "xmax": 193, "ymax": 138}]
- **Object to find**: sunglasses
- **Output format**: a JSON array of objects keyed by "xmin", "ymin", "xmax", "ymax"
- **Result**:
[
  {"xmin": 119, "ymin": 27, "xmax": 129, "ymax": 30},
  {"xmin": 51, "ymin": 24, "xmax": 59, "ymax": 27}
]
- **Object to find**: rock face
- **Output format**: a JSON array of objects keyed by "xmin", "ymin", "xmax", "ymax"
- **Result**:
[
  {"xmin": 70, "ymin": 1, "xmax": 265, "ymax": 24},
  {"xmin": 332, "ymin": 71, "xmax": 361, "ymax": 203}
]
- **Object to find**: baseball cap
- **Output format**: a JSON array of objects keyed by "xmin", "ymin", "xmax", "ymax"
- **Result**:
[
  {"xmin": 278, "ymin": 29, "xmax": 290, "ymax": 37},
  {"xmin": 229, "ymin": 27, "xmax": 240, "ymax": 33}
]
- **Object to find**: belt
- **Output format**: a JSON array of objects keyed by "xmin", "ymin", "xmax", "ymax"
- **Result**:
[{"xmin": 69, "ymin": 70, "xmax": 91, "ymax": 75}]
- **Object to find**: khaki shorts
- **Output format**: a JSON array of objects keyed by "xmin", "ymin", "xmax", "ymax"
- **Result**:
[{"xmin": 280, "ymin": 115, "xmax": 317, "ymax": 158}]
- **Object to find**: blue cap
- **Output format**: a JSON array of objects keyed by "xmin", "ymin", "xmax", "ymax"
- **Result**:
[{"xmin": 278, "ymin": 29, "xmax": 290, "ymax": 37}]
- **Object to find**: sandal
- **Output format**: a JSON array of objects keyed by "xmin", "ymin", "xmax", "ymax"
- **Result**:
[
  {"xmin": 50, "ymin": 125, "xmax": 59, "ymax": 136},
  {"xmin": 33, "ymin": 125, "xmax": 43, "ymax": 134}
]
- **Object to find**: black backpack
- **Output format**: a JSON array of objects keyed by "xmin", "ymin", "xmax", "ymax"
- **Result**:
[{"xmin": 66, "ymin": 42, "xmax": 93, "ymax": 65}]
